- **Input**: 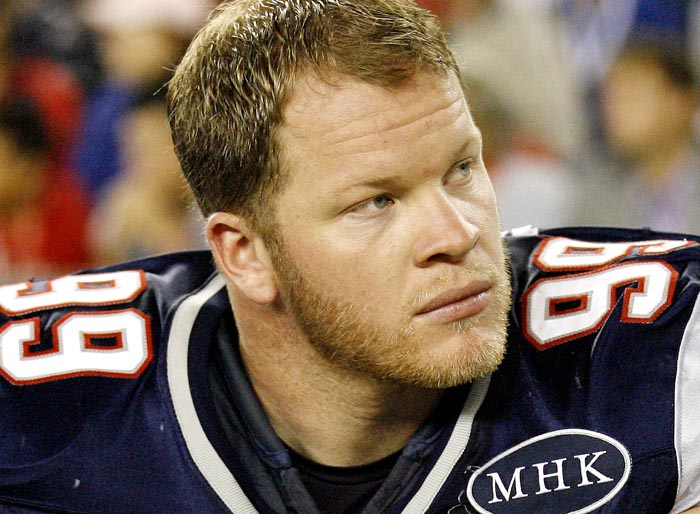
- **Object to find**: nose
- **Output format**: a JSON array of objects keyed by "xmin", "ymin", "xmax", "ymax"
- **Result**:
[{"xmin": 412, "ymin": 192, "xmax": 480, "ymax": 267}]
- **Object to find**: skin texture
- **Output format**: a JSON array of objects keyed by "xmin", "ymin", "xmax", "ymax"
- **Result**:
[{"xmin": 268, "ymin": 71, "xmax": 510, "ymax": 388}]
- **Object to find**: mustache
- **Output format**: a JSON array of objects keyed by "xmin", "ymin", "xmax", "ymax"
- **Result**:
[{"xmin": 407, "ymin": 262, "xmax": 509, "ymax": 312}]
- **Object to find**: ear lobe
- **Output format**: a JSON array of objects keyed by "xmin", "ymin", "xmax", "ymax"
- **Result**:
[{"xmin": 206, "ymin": 212, "xmax": 278, "ymax": 304}]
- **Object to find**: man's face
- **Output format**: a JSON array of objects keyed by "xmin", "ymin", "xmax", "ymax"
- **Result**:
[{"xmin": 268, "ymin": 72, "xmax": 510, "ymax": 388}]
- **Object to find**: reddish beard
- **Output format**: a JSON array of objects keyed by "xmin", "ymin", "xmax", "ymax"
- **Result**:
[{"xmin": 264, "ymin": 230, "xmax": 512, "ymax": 388}]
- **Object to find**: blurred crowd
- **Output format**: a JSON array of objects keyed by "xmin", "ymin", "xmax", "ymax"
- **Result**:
[
  {"xmin": 0, "ymin": 0, "xmax": 699, "ymax": 284},
  {"xmin": 0, "ymin": 0, "xmax": 212, "ymax": 283}
]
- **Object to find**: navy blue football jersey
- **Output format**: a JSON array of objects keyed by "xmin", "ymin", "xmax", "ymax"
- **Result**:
[{"xmin": 0, "ymin": 227, "xmax": 699, "ymax": 513}]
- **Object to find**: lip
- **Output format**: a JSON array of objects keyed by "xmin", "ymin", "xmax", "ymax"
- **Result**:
[{"xmin": 413, "ymin": 282, "xmax": 491, "ymax": 323}]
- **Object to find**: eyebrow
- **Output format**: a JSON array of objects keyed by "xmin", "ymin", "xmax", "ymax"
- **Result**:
[
  {"xmin": 456, "ymin": 128, "xmax": 483, "ymax": 160},
  {"xmin": 335, "ymin": 130, "xmax": 483, "ymax": 194}
]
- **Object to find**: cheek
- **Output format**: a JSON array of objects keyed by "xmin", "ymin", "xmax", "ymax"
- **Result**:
[
  {"xmin": 477, "ymin": 179, "xmax": 502, "ymax": 233},
  {"xmin": 296, "ymin": 233, "xmax": 408, "ymax": 310},
  {"xmin": 455, "ymin": 179, "xmax": 501, "ymax": 229},
  {"xmin": 333, "ymin": 253, "xmax": 402, "ymax": 301}
]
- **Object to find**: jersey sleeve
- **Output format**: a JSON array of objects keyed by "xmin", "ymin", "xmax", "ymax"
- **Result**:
[
  {"xmin": 672, "ymin": 292, "xmax": 700, "ymax": 513},
  {"xmin": 0, "ymin": 251, "xmax": 216, "ymax": 468}
]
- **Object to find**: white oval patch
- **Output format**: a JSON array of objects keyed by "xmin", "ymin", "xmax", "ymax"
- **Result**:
[{"xmin": 466, "ymin": 429, "xmax": 631, "ymax": 514}]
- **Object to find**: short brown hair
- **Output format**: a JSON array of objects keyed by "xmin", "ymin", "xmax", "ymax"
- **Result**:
[{"xmin": 167, "ymin": 0, "xmax": 458, "ymax": 228}]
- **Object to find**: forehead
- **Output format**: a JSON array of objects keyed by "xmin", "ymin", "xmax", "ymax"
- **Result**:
[
  {"xmin": 278, "ymin": 72, "xmax": 472, "ymax": 163},
  {"xmin": 271, "ymin": 72, "xmax": 481, "ymax": 222}
]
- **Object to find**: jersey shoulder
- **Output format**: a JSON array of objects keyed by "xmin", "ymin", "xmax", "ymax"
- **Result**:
[
  {"xmin": 505, "ymin": 225, "xmax": 700, "ymax": 273},
  {"xmin": 505, "ymin": 226, "xmax": 700, "ymax": 350},
  {"xmin": 0, "ymin": 250, "xmax": 217, "ymax": 461},
  {"xmin": 0, "ymin": 251, "xmax": 238, "ymax": 512},
  {"xmin": 0, "ymin": 249, "xmax": 216, "ymax": 320}
]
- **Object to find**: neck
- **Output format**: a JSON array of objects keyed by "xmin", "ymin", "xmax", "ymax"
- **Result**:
[{"xmin": 232, "ymin": 297, "xmax": 443, "ymax": 467}]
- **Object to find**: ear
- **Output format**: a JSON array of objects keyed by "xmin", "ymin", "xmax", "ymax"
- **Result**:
[{"xmin": 206, "ymin": 212, "xmax": 278, "ymax": 304}]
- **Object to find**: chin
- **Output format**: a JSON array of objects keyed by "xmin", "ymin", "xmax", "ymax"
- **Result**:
[
  {"xmin": 407, "ymin": 303, "xmax": 509, "ymax": 382},
  {"xmin": 418, "ymin": 333, "xmax": 506, "ymax": 388},
  {"xmin": 372, "ymin": 321, "xmax": 508, "ymax": 390}
]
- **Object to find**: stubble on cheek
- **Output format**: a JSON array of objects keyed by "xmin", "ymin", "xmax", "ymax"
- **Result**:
[
  {"xmin": 404, "ymin": 260, "xmax": 512, "ymax": 387},
  {"xmin": 276, "ymin": 250, "xmax": 510, "ymax": 388},
  {"xmin": 268, "ymin": 231, "xmax": 512, "ymax": 388}
]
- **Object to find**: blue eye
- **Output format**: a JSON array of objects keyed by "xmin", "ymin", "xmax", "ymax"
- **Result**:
[
  {"xmin": 444, "ymin": 159, "xmax": 474, "ymax": 186},
  {"xmin": 370, "ymin": 195, "xmax": 393, "ymax": 209},
  {"xmin": 457, "ymin": 160, "xmax": 472, "ymax": 177},
  {"xmin": 352, "ymin": 194, "xmax": 394, "ymax": 215}
]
